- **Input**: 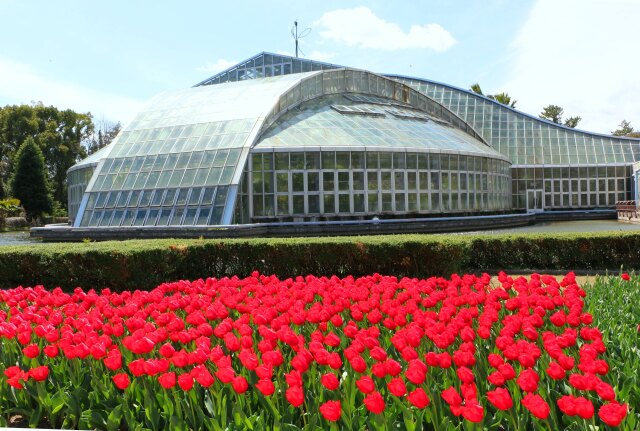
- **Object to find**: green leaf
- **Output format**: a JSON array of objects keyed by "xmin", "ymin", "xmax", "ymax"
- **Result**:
[
  {"xmin": 107, "ymin": 404, "xmax": 123, "ymax": 431},
  {"xmin": 28, "ymin": 404, "xmax": 42, "ymax": 428},
  {"xmin": 50, "ymin": 390, "xmax": 66, "ymax": 415}
]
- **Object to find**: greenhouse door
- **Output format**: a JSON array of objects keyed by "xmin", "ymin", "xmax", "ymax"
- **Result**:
[{"xmin": 526, "ymin": 189, "xmax": 544, "ymax": 213}]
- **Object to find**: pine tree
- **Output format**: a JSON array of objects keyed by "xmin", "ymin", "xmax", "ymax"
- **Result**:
[{"xmin": 11, "ymin": 137, "xmax": 52, "ymax": 221}]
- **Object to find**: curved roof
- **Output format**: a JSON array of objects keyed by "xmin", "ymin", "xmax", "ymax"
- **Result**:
[
  {"xmin": 387, "ymin": 74, "xmax": 640, "ymax": 140},
  {"xmin": 68, "ymin": 142, "xmax": 116, "ymax": 173},
  {"xmin": 255, "ymin": 94, "xmax": 509, "ymax": 162},
  {"xmin": 391, "ymin": 75, "xmax": 640, "ymax": 165},
  {"xmin": 260, "ymin": 68, "xmax": 487, "ymax": 146},
  {"xmin": 71, "ymin": 68, "xmax": 503, "ymax": 228},
  {"xmin": 194, "ymin": 52, "xmax": 640, "ymax": 166}
]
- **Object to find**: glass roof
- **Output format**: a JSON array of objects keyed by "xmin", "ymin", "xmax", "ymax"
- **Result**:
[
  {"xmin": 195, "ymin": 52, "xmax": 340, "ymax": 87},
  {"xmin": 394, "ymin": 76, "xmax": 640, "ymax": 165},
  {"xmin": 68, "ymin": 142, "xmax": 115, "ymax": 172},
  {"xmin": 74, "ymin": 72, "xmax": 319, "ymax": 228},
  {"xmin": 254, "ymin": 94, "xmax": 508, "ymax": 161},
  {"xmin": 71, "ymin": 67, "xmax": 498, "ymax": 228}
]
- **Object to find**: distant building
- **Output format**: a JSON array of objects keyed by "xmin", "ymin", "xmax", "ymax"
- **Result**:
[{"xmin": 67, "ymin": 52, "xmax": 638, "ymax": 229}]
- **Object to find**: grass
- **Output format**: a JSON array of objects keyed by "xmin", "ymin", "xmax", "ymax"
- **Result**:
[{"xmin": 583, "ymin": 274, "xmax": 640, "ymax": 430}]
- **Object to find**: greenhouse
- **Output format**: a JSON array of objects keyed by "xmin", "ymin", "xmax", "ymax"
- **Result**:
[{"xmin": 65, "ymin": 52, "xmax": 640, "ymax": 232}]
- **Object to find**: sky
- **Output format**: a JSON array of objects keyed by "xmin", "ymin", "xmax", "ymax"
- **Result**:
[{"xmin": 0, "ymin": 0, "xmax": 638, "ymax": 135}]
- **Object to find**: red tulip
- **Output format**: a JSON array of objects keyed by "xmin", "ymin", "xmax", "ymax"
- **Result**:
[
  {"xmin": 255, "ymin": 379, "xmax": 275, "ymax": 396},
  {"xmin": 231, "ymin": 376, "xmax": 249, "ymax": 394},
  {"xmin": 321, "ymin": 373, "xmax": 340, "ymax": 391},
  {"xmin": 363, "ymin": 391, "xmax": 385, "ymax": 414},
  {"xmin": 487, "ymin": 388, "xmax": 513, "ymax": 410},
  {"xmin": 516, "ymin": 369, "xmax": 539, "ymax": 393},
  {"xmin": 319, "ymin": 400, "xmax": 341, "ymax": 422},
  {"xmin": 387, "ymin": 377, "xmax": 407, "ymax": 397},
  {"xmin": 598, "ymin": 402, "xmax": 628, "ymax": 427},
  {"xmin": 22, "ymin": 343, "xmax": 39, "ymax": 359},
  {"xmin": 177, "ymin": 373, "xmax": 194, "ymax": 391},
  {"xmin": 356, "ymin": 375, "xmax": 375, "ymax": 394},
  {"xmin": 28, "ymin": 366, "xmax": 49, "ymax": 382},
  {"xmin": 461, "ymin": 401, "xmax": 484, "ymax": 423},
  {"xmin": 286, "ymin": 386, "xmax": 304, "ymax": 407},
  {"xmin": 441, "ymin": 387, "xmax": 462, "ymax": 406},
  {"xmin": 158, "ymin": 372, "xmax": 176, "ymax": 389},
  {"xmin": 112, "ymin": 373, "xmax": 130, "ymax": 390},
  {"xmin": 407, "ymin": 388, "xmax": 430, "ymax": 408},
  {"xmin": 522, "ymin": 394, "xmax": 550, "ymax": 419}
]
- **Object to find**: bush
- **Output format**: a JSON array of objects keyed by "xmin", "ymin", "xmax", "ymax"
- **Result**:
[
  {"xmin": 0, "ymin": 198, "xmax": 22, "ymax": 218},
  {"xmin": 1, "ymin": 232, "xmax": 640, "ymax": 291}
]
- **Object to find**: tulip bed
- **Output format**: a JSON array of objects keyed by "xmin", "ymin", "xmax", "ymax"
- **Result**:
[{"xmin": 0, "ymin": 272, "xmax": 637, "ymax": 430}]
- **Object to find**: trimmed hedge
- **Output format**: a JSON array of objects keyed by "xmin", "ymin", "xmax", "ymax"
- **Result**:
[{"xmin": 1, "ymin": 232, "xmax": 640, "ymax": 291}]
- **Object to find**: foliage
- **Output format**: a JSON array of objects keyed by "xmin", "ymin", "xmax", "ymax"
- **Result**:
[
  {"xmin": 539, "ymin": 105, "xmax": 581, "ymax": 128},
  {"xmin": 563, "ymin": 116, "xmax": 582, "ymax": 128},
  {"xmin": 0, "ymin": 103, "xmax": 94, "ymax": 209},
  {"xmin": 584, "ymin": 274, "xmax": 640, "ymax": 429},
  {"xmin": 469, "ymin": 84, "xmax": 517, "ymax": 108},
  {"xmin": 0, "ymin": 198, "xmax": 22, "ymax": 218},
  {"xmin": 10, "ymin": 137, "xmax": 52, "ymax": 221},
  {"xmin": 0, "ymin": 272, "xmax": 634, "ymax": 430},
  {"xmin": 50, "ymin": 200, "xmax": 68, "ymax": 218},
  {"xmin": 612, "ymin": 120, "xmax": 640, "ymax": 137},
  {"xmin": 2, "ymin": 232, "xmax": 640, "ymax": 291},
  {"xmin": 84, "ymin": 118, "xmax": 122, "ymax": 155}
]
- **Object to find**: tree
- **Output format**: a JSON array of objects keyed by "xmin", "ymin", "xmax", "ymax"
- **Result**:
[
  {"xmin": 470, "ymin": 83, "xmax": 484, "ymax": 96},
  {"xmin": 564, "ymin": 116, "xmax": 582, "ymax": 128},
  {"xmin": 539, "ymin": 105, "xmax": 563, "ymax": 123},
  {"xmin": 0, "ymin": 103, "xmax": 94, "ymax": 209},
  {"xmin": 84, "ymin": 118, "xmax": 121, "ymax": 155},
  {"xmin": 470, "ymin": 84, "xmax": 517, "ymax": 108},
  {"xmin": 11, "ymin": 137, "xmax": 52, "ymax": 221},
  {"xmin": 612, "ymin": 120, "xmax": 635, "ymax": 136},
  {"xmin": 539, "ymin": 104, "xmax": 581, "ymax": 128}
]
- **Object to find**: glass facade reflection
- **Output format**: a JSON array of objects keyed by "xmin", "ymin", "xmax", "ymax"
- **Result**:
[
  {"xmin": 67, "ymin": 52, "xmax": 640, "ymax": 230},
  {"xmin": 73, "ymin": 73, "xmax": 315, "ymax": 227},
  {"xmin": 234, "ymin": 93, "xmax": 511, "ymax": 222},
  {"xmin": 238, "ymin": 150, "xmax": 510, "ymax": 223},
  {"xmin": 390, "ymin": 76, "xmax": 638, "ymax": 209}
]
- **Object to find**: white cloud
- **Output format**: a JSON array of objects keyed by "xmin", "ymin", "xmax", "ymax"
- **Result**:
[
  {"xmin": 502, "ymin": 0, "xmax": 640, "ymax": 134},
  {"xmin": 314, "ymin": 7, "xmax": 456, "ymax": 52},
  {"xmin": 0, "ymin": 57, "xmax": 143, "ymax": 124},
  {"xmin": 196, "ymin": 58, "xmax": 237, "ymax": 73}
]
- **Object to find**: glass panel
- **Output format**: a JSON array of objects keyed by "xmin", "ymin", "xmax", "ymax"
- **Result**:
[
  {"xmin": 150, "ymin": 190, "xmax": 164, "ymax": 206},
  {"xmin": 176, "ymin": 189, "xmax": 190, "ymax": 206},
  {"xmin": 307, "ymin": 172, "xmax": 319, "ymax": 192},
  {"xmin": 163, "ymin": 189, "xmax": 177, "ymax": 206},
  {"xmin": 186, "ymin": 188, "xmax": 201, "ymax": 205},
  {"xmin": 157, "ymin": 208, "xmax": 172, "ymax": 226},
  {"xmin": 169, "ymin": 207, "xmax": 184, "ymax": 225},
  {"xmin": 202, "ymin": 187, "xmax": 216, "ymax": 205},
  {"xmin": 324, "ymin": 194, "xmax": 335, "ymax": 213}
]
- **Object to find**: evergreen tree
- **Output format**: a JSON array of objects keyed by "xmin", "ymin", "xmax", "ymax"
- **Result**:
[
  {"xmin": 469, "ymin": 84, "xmax": 516, "ymax": 108},
  {"xmin": 612, "ymin": 120, "xmax": 635, "ymax": 136},
  {"xmin": 540, "ymin": 105, "xmax": 564, "ymax": 123},
  {"xmin": 11, "ymin": 137, "xmax": 52, "ymax": 221},
  {"xmin": 539, "ymin": 105, "xmax": 581, "ymax": 128}
]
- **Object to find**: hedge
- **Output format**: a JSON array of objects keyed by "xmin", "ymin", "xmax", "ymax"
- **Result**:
[{"xmin": 1, "ymin": 232, "xmax": 639, "ymax": 291}]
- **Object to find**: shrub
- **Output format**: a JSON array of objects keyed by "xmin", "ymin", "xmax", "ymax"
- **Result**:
[{"xmin": 1, "ymin": 232, "xmax": 640, "ymax": 290}]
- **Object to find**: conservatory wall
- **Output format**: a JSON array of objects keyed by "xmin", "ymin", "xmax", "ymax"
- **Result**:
[
  {"xmin": 393, "ymin": 76, "xmax": 638, "ymax": 210},
  {"xmin": 236, "ymin": 150, "xmax": 511, "ymax": 223}
]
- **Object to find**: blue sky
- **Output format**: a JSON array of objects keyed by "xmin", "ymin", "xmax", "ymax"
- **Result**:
[{"xmin": 1, "ymin": 0, "xmax": 638, "ymax": 134}]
